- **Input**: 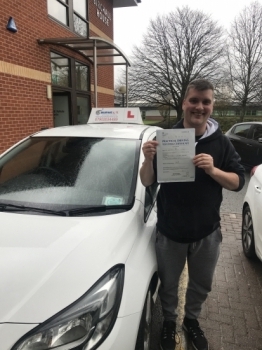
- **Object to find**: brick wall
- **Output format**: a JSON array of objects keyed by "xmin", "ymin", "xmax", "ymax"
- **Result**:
[
  {"xmin": 89, "ymin": 0, "xmax": 114, "ymax": 39},
  {"xmin": 89, "ymin": 0, "xmax": 114, "ymax": 97},
  {"xmin": 0, "ymin": 0, "xmax": 115, "ymax": 153},
  {"xmin": 0, "ymin": 74, "xmax": 53, "ymax": 152}
]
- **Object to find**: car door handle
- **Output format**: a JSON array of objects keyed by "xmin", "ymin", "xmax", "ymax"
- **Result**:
[
  {"xmin": 246, "ymin": 143, "xmax": 253, "ymax": 146},
  {"xmin": 255, "ymin": 185, "xmax": 261, "ymax": 193}
]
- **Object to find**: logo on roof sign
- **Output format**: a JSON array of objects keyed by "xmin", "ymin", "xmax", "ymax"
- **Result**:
[
  {"xmin": 95, "ymin": 109, "xmax": 118, "ymax": 116},
  {"xmin": 127, "ymin": 111, "xmax": 135, "ymax": 118}
]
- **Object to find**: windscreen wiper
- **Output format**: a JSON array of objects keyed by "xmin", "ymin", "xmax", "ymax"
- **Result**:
[
  {"xmin": 0, "ymin": 197, "xmax": 135, "ymax": 217},
  {"xmin": 0, "ymin": 203, "xmax": 67, "ymax": 216},
  {"xmin": 66, "ymin": 204, "xmax": 133, "ymax": 216}
]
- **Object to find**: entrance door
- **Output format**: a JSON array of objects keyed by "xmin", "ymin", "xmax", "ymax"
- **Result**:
[
  {"xmin": 53, "ymin": 93, "xmax": 70, "ymax": 127},
  {"xmin": 77, "ymin": 96, "xmax": 90, "ymax": 124}
]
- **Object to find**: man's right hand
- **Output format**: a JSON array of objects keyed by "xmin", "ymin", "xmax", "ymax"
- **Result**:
[
  {"xmin": 142, "ymin": 140, "xmax": 159, "ymax": 161},
  {"xmin": 140, "ymin": 141, "xmax": 158, "ymax": 186}
]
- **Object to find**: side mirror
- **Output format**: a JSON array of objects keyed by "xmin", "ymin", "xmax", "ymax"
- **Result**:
[{"xmin": 258, "ymin": 138, "xmax": 262, "ymax": 143}]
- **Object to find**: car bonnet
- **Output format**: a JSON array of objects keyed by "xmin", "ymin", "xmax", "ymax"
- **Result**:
[{"xmin": 0, "ymin": 204, "xmax": 141, "ymax": 323}]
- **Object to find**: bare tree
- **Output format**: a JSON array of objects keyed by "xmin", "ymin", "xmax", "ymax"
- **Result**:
[
  {"xmin": 213, "ymin": 81, "xmax": 234, "ymax": 117},
  {"xmin": 158, "ymin": 104, "xmax": 169, "ymax": 122},
  {"xmin": 214, "ymin": 99, "xmax": 230, "ymax": 118},
  {"xmin": 227, "ymin": 1, "xmax": 262, "ymax": 122},
  {"xmin": 125, "ymin": 6, "xmax": 225, "ymax": 120}
]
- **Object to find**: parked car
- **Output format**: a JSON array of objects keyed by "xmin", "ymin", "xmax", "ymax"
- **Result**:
[
  {"xmin": 225, "ymin": 122, "xmax": 262, "ymax": 168},
  {"xmin": 242, "ymin": 164, "xmax": 262, "ymax": 262},
  {"xmin": 0, "ymin": 108, "xmax": 161, "ymax": 350}
]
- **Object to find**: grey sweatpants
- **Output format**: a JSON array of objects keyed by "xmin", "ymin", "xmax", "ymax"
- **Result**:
[{"xmin": 156, "ymin": 228, "xmax": 222, "ymax": 321}]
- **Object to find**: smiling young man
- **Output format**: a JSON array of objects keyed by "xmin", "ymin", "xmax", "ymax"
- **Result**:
[{"xmin": 140, "ymin": 79, "xmax": 245, "ymax": 350}]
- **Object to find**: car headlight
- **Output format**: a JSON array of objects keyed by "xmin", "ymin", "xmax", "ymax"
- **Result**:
[{"xmin": 12, "ymin": 265, "xmax": 124, "ymax": 350}]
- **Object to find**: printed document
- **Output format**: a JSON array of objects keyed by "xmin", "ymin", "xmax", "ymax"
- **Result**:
[{"xmin": 156, "ymin": 129, "xmax": 195, "ymax": 182}]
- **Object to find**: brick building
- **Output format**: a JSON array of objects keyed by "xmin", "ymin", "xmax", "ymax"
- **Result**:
[{"xmin": 0, "ymin": 0, "xmax": 139, "ymax": 153}]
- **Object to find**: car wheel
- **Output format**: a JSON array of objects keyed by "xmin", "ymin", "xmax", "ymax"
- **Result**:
[
  {"xmin": 242, "ymin": 206, "xmax": 256, "ymax": 259},
  {"xmin": 135, "ymin": 288, "xmax": 153, "ymax": 350}
]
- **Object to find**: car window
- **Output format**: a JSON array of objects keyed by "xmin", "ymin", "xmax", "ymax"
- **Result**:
[
  {"xmin": 233, "ymin": 124, "xmax": 251, "ymax": 138},
  {"xmin": 0, "ymin": 137, "xmax": 140, "ymax": 212},
  {"xmin": 251, "ymin": 125, "xmax": 262, "ymax": 141}
]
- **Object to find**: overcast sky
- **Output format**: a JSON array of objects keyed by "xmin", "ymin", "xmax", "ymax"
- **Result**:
[{"xmin": 113, "ymin": 0, "xmax": 260, "ymax": 56}]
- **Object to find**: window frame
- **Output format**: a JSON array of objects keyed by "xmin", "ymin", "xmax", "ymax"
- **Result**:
[
  {"xmin": 50, "ymin": 51, "xmax": 91, "ymax": 126},
  {"xmin": 143, "ymin": 133, "xmax": 159, "ymax": 222},
  {"xmin": 251, "ymin": 124, "xmax": 262, "ymax": 141},
  {"xmin": 47, "ymin": 0, "xmax": 89, "ymax": 37},
  {"xmin": 232, "ymin": 124, "xmax": 252, "ymax": 139}
]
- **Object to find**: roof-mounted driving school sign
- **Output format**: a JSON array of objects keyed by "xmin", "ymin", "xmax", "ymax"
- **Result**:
[{"xmin": 88, "ymin": 108, "xmax": 144, "ymax": 124}]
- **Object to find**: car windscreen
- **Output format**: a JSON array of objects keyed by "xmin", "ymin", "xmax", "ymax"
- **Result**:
[{"xmin": 0, "ymin": 136, "xmax": 140, "ymax": 215}]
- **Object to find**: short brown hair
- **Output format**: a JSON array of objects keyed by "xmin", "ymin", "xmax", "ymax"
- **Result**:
[{"xmin": 184, "ymin": 79, "xmax": 214, "ymax": 98}]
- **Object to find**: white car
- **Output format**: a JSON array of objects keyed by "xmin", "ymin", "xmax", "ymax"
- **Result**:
[
  {"xmin": 0, "ymin": 108, "xmax": 161, "ymax": 350},
  {"xmin": 242, "ymin": 164, "xmax": 262, "ymax": 261}
]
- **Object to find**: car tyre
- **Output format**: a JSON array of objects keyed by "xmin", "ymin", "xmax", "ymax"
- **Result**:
[
  {"xmin": 135, "ymin": 288, "xmax": 153, "ymax": 350},
  {"xmin": 242, "ymin": 205, "xmax": 256, "ymax": 259}
]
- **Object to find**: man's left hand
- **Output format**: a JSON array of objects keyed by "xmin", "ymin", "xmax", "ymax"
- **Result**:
[{"xmin": 193, "ymin": 153, "xmax": 214, "ymax": 175}]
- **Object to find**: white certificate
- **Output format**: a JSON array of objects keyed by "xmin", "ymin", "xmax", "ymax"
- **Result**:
[{"xmin": 156, "ymin": 129, "xmax": 195, "ymax": 182}]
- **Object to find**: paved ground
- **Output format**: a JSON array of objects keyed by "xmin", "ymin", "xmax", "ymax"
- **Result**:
[
  {"xmin": 221, "ymin": 171, "xmax": 250, "ymax": 214},
  {"xmin": 151, "ymin": 211, "xmax": 262, "ymax": 350},
  {"xmin": 196, "ymin": 212, "xmax": 262, "ymax": 350}
]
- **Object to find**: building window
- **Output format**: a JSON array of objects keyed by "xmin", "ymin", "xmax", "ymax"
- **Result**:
[
  {"xmin": 252, "ymin": 110, "xmax": 257, "ymax": 116},
  {"xmin": 50, "ymin": 52, "xmax": 91, "ymax": 126},
  {"xmin": 51, "ymin": 53, "xmax": 70, "ymax": 87},
  {"xmin": 73, "ymin": 0, "xmax": 87, "ymax": 36},
  {"xmin": 75, "ymin": 61, "xmax": 89, "ymax": 91},
  {"xmin": 47, "ymin": 0, "xmax": 68, "ymax": 25},
  {"xmin": 47, "ymin": 0, "xmax": 88, "ymax": 37}
]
